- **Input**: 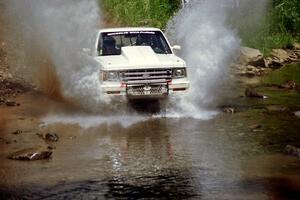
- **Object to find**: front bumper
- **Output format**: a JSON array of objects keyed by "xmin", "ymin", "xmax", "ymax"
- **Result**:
[{"xmin": 101, "ymin": 78, "xmax": 189, "ymax": 99}]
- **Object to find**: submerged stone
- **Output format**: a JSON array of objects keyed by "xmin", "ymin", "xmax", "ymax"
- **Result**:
[
  {"xmin": 37, "ymin": 132, "xmax": 59, "ymax": 142},
  {"xmin": 284, "ymin": 145, "xmax": 300, "ymax": 158},
  {"xmin": 12, "ymin": 130, "xmax": 22, "ymax": 135},
  {"xmin": 279, "ymin": 80, "xmax": 296, "ymax": 89},
  {"xmin": 45, "ymin": 132, "xmax": 59, "ymax": 142},
  {"xmin": 294, "ymin": 111, "xmax": 300, "ymax": 118},
  {"xmin": 8, "ymin": 147, "xmax": 52, "ymax": 161},
  {"xmin": 223, "ymin": 107, "xmax": 235, "ymax": 113},
  {"xmin": 5, "ymin": 100, "xmax": 20, "ymax": 107},
  {"xmin": 245, "ymin": 87, "xmax": 265, "ymax": 98}
]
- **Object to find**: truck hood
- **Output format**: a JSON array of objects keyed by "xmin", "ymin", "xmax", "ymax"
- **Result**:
[{"xmin": 95, "ymin": 46, "xmax": 186, "ymax": 71}]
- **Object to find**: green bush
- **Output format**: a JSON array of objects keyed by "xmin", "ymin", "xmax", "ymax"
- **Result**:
[
  {"xmin": 242, "ymin": 0, "xmax": 299, "ymax": 55},
  {"xmin": 273, "ymin": 0, "xmax": 300, "ymax": 34},
  {"xmin": 101, "ymin": 0, "xmax": 180, "ymax": 29}
]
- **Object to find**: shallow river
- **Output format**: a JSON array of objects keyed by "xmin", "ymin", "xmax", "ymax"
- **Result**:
[{"xmin": 0, "ymin": 89, "xmax": 300, "ymax": 199}]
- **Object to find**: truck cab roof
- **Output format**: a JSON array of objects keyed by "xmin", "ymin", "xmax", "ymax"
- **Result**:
[{"xmin": 99, "ymin": 27, "xmax": 162, "ymax": 33}]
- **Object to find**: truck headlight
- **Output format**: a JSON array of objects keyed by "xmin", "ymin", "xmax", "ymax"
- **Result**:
[
  {"xmin": 172, "ymin": 68, "xmax": 186, "ymax": 78},
  {"xmin": 102, "ymin": 71, "xmax": 119, "ymax": 81}
]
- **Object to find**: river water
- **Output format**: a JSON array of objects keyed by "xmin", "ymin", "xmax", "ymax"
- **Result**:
[{"xmin": 1, "ymin": 89, "xmax": 300, "ymax": 199}]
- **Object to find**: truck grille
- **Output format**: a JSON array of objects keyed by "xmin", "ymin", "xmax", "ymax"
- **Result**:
[
  {"xmin": 120, "ymin": 69, "xmax": 172, "ymax": 84},
  {"xmin": 127, "ymin": 84, "xmax": 168, "ymax": 96}
]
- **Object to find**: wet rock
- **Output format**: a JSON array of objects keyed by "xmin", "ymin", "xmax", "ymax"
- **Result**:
[
  {"xmin": 5, "ymin": 100, "xmax": 20, "ymax": 107},
  {"xmin": 284, "ymin": 145, "xmax": 300, "ymax": 158},
  {"xmin": 249, "ymin": 124, "xmax": 262, "ymax": 130},
  {"xmin": 265, "ymin": 48, "xmax": 300, "ymax": 68},
  {"xmin": 294, "ymin": 111, "xmax": 300, "ymax": 118},
  {"xmin": 45, "ymin": 132, "xmax": 59, "ymax": 142},
  {"xmin": 12, "ymin": 130, "xmax": 22, "ymax": 135},
  {"xmin": 234, "ymin": 64, "xmax": 259, "ymax": 77},
  {"xmin": 267, "ymin": 58, "xmax": 283, "ymax": 69},
  {"xmin": 286, "ymin": 50, "xmax": 298, "ymax": 62},
  {"xmin": 0, "ymin": 97, "xmax": 6, "ymax": 103},
  {"xmin": 8, "ymin": 147, "xmax": 52, "ymax": 161},
  {"xmin": 239, "ymin": 47, "xmax": 263, "ymax": 64},
  {"xmin": 266, "ymin": 105, "xmax": 289, "ymax": 112},
  {"xmin": 47, "ymin": 145, "xmax": 56, "ymax": 150},
  {"xmin": 295, "ymin": 50, "xmax": 300, "ymax": 58},
  {"xmin": 37, "ymin": 132, "xmax": 59, "ymax": 142},
  {"xmin": 293, "ymin": 43, "xmax": 300, "ymax": 50},
  {"xmin": 223, "ymin": 107, "xmax": 235, "ymax": 113},
  {"xmin": 246, "ymin": 65, "xmax": 257, "ymax": 72},
  {"xmin": 249, "ymin": 124, "xmax": 263, "ymax": 132},
  {"xmin": 245, "ymin": 87, "xmax": 265, "ymax": 98},
  {"xmin": 279, "ymin": 80, "xmax": 296, "ymax": 89},
  {"xmin": 248, "ymin": 57, "xmax": 268, "ymax": 68},
  {"xmin": 270, "ymin": 49, "xmax": 291, "ymax": 63},
  {"xmin": 38, "ymin": 132, "xmax": 59, "ymax": 142}
]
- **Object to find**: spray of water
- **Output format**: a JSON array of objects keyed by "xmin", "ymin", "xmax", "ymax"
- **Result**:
[
  {"xmin": 4, "ymin": 0, "xmax": 270, "ymax": 127},
  {"xmin": 166, "ymin": 0, "xmax": 269, "ymax": 119},
  {"xmin": 5, "ymin": 0, "xmax": 110, "ymax": 109}
]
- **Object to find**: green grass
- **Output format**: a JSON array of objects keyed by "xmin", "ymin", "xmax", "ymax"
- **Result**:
[
  {"xmin": 244, "ymin": 32, "xmax": 298, "ymax": 56},
  {"xmin": 262, "ymin": 63, "xmax": 300, "ymax": 85},
  {"xmin": 101, "ymin": 0, "xmax": 180, "ymax": 29}
]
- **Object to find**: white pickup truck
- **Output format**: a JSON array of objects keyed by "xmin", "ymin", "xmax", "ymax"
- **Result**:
[{"xmin": 95, "ymin": 27, "xmax": 189, "ymax": 99}]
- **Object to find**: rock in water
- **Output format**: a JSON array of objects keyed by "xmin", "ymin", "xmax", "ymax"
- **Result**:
[
  {"xmin": 12, "ymin": 130, "xmax": 22, "ymax": 135},
  {"xmin": 45, "ymin": 133, "xmax": 59, "ymax": 142},
  {"xmin": 245, "ymin": 87, "xmax": 265, "ymax": 98},
  {"xmin": 6, "ymin": 100, "xmax": 20, "ymax": 107},
  {"xmin": 249, "ymin": 124, "xmax": 262, "ymax": 130},
  {"xmin": 8, "ymin": 147, "xmax": 52, "ymax": 161},
  {"xmin": 279, "ymin": 80, "xmax": 296, "ymax": 89},
  {"xmin": 284, "ymin": 145, "xmax": 300, "ymax": 158},
  {"xmin": 223, "ymin": 107, "xmax": 235, "ymax": 113},
  {"xmin": 294, "ymin": 111, "xmax": 300, "ymax": 118}
]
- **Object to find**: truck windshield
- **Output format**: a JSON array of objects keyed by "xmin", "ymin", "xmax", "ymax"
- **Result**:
[{"xmin": 98, "ymin": 31, "xmax": 172, "ymax": 56}]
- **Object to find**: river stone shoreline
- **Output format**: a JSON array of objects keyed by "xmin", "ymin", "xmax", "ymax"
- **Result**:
[{"xmin": 233, "ymin": 43, "xmax": 300, "ymax": 77}]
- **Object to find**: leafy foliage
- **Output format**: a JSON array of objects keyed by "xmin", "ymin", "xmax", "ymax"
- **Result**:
[
  {"xmin": 272, "ymin": 0, "xmax": 300, "ymax": 34},
  {"xmin": 101, "ymin": 0, "xmax": 299, "ymax": 54},
  {"xmin": 242, "ymin": 0, "xmax": 300, "ymax": 55},
  {"xmin": 101, "ymin": 0, "xmax": 180, "ymax": 29}
]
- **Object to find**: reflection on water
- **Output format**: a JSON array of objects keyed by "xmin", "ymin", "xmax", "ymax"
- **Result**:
[
  {"xmin": 1, "ymin": 103, "xmax": 300, "ymax": 199},
  {"xmin": 2, "ymin": 170, "xmax": 300, "ymax": 199},
  {"xmin": 1, "ymin": 169, "xmax": 200, "ymax": 199}
]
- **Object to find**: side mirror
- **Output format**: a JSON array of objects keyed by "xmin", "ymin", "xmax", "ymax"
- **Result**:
[{"xmin": 172, "ymin": 45, "xmax": 181, "ymax": 51}]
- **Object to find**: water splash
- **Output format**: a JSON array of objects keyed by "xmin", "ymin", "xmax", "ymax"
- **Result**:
[
  {"xmin": 166, "ymin": 0, "xmax": 269, "ymax": 119},
  {"xmin": 42, "ymin": 114, "xmax": 149, "ymax": 129},
  {"xmin": 5, "ymin": 0, "xmax": 110, "ymax": 109},
  {"xmin": 5, "ymin": 0, "xmax": 269, "ymax": 123}
]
